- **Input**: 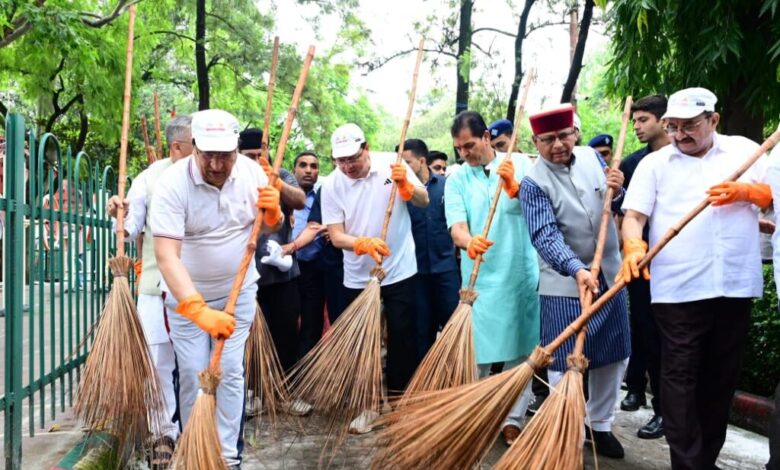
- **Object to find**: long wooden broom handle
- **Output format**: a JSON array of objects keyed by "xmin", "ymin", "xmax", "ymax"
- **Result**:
[
  {"xmin": 209, "ymin": 45, "xmax": 315, "ymax": 373},
  {"xmin": 154, "ymin": 92, "xmax": 163, "ymax": 160},
  {"xmin": 115, "ymin": 3, "xmax": 136, "ymax": 256},
  {"xmin": 465, "ymin": 69, "xmax": 534, "ymax": 289},
  {"xmin": 140, "ymin": 115, "xmax": 155, "ymax": 165},
  {"xmin": 378, "ymin": 39, "xmax": 425, "ymax": 252},
  {"xmin": 548, "ymin": 126, "xmax": 780, "ymax": 355},
  {"xmin": 260, "ymin": 37, "xmax": 280, "ymax": 163},
  {"xmin": 573, "ymin": 96, "xmax": 633, "ymax": 355}
]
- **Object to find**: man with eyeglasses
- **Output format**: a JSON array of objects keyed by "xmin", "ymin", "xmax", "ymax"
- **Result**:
[
  {"xmin": 150, "ymin": 109, "xmax": 283, "ymax": 469},
  {"xmin": 428, "ymin": 150, "xmax": 448, "ymax": 176},
  {"xmin": 620, "ymin": 87, "xmax": 771, "ymax": 470},
  {"xmin": 520, "ymin": 104, "xmax": 630, "ymax": 459},
  {"xmin": 445, "ymin": 111, "xmax": 540, "ymax": 446},
  {"xmin": 321, "ymin": 122, "xmax": 428, "ymax": 433}
]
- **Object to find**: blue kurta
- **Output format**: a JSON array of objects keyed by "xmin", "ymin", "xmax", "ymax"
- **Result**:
[{"xmin": 445, "ymin": 154, "xmax": 540, "ymax": 364}]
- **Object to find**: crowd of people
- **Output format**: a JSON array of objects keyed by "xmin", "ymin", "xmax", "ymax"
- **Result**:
[{"xmin": 105, "ymin": 86, "xmax": 778, "ymax": 470}]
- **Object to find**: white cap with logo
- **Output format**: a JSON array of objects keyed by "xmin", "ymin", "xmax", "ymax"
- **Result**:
[
  {"xmin": 331, "ymin": 123, "xmax": 366, "ymax": 158},
  {"xmin": 662, "ymin": 87, "xmax": 717, "ymax": 120},
  {"xmin": 191, "ymin": 109, "xmax": 240, "ymax": 152}
]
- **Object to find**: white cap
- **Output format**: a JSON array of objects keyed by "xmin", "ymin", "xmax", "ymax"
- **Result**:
[
  {"xmin": 331, "ymin": 123, "xmax": 366, "ymax": 158},
  {"xmin": 191, "ymin": 109, "xmax": 240, "ymax": 152},
  {"xmin": 662, "ymin": 87, "xmax": 717, "ymax": 120}
]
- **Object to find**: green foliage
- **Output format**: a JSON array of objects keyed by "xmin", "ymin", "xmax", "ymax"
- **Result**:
[{"xmin": 741, "ymin": 265, "xmax": 780, "ymax": 397}]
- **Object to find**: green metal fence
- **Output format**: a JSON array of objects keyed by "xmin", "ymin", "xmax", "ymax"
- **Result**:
[{"xmin": 1, "ymin": 113, "xmax": 136, "ymax": 468}]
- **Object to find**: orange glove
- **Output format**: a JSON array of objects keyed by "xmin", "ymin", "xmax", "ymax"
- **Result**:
[
  {"xmin": 133, "ymin": 260, "xmax": 142, "ymax": 282},
  {"xmin": 259, "ymin": 157, "xmax": 283, "ymax": 191},
  {"xmin": 616, "ymin": 238, "xmax": 650, "ymax": 283},
  {"xmin": 466, "ymin": 234, "xmax": 494, "ymax": 260},
  {"xmin": 391, "ymin": 163, "xmax": 416, "ymax": 201},
  {"xmin": 257, "ymin": 186, "xmax": 282, "ymax": 227},
  {"xmin": 176, "ymin": 293, "xmax": 236, "ymax": 339},
  {"xmin": 497, "ymin": 160, "xmax": 520, "ymax": 198},
  {"xmin": 706, "ymin": 182, "xmax": 772, "ymax": 209},
  {"xmin": 353, "ymin": 237, "xmax": 391, "ymax": 264}
]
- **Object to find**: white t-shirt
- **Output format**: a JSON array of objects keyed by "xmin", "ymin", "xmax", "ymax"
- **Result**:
[
  {"xmin": 321, "ymin": 152, "xmax": 423, "ymax": 288},
  {"xmin": 622, "ymin": 133, "xmax": 767, "ymax": 303},
  {"xmin": 149, "ymin": 155, "xmax": 268, "ymax": 301},
  {"xmin": 766, "ymin": 145, "xmax": 780, "ymax": 292}
]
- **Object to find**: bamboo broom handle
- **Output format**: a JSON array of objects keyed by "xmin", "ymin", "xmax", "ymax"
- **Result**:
[
  {"xmin": 261, "ymin": 37, "xmax": 280, "ymax": 163},
  {"xmin": 154, "ymin": 92, "xmax": 163, "ymax": 160},
  {"xmin": 378, "ymin": 39, "xmax": 425, "ymax": 250},
  {"xmin": 115, "ymin": 4, "xmax": 136, "ymax": 255},
  {"xmin": 140, "ymin": 115, "xmax": 155, "ymax": 165},
  {"xmin": 209, "ymin": 45, "xmax": 315, "ymax": 372},
  {"xmin": 466, "ymin": 69, "xmax": 534, "ymax": 290},
  {"xmin": 548, "ymin": 126, "xmax": 780, "ymax": 355},
  {"xmin": 573, "ymin": 96, "xmax": 632, "ymax": 355}
]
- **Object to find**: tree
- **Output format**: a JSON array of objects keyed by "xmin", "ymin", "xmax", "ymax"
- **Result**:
[
  {"xmin": 560, "ymin": 0, "xmax": 596, "ymax": 104},
  {"xmin": 455, "ymin": 0, "xmax": 474, "ymax": 114},
  {"xmin": 505, "ymin": 0, "xmax": 536, "ymax": 120},
  {"xmin": 605, "ymin": 0, "xmax": 780, "ymax": 140}
]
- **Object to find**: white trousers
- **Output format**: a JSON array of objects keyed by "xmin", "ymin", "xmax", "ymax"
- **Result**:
[
  {"xmin": 165, "ymin": 285, "xmax": 256, "ymax": 467},
  {"xmin": 137, "ymin": 294, "xmax": 178, "ymax": 440},
  {"xmin": 478, "ymin": 357, "xmax": 533, "ymax": 429},
  {"xmin": 547, "ymin": 358, "xmax": 628, "ymax": 432}
]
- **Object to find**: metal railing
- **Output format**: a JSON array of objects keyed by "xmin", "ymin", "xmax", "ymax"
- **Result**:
[{"xmin": 1, "ymin": 113, "xmax": 136, "ymax": 468}]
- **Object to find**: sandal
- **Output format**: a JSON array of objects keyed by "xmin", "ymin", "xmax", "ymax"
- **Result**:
[{"xmin": 150, "ymin": 435, "xmax": 175, "ymax": 470}]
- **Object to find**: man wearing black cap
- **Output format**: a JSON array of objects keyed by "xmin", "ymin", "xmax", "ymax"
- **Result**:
[{"xmin": 588, "ymin": 133, "xmax": 614, "ymax": 165}]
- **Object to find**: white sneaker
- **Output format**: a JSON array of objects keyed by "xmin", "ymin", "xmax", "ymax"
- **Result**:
[
  {"xmin": 287, "ymin": 399, "xmax": 313, "ymax": 416},
  {"xmin": 348, "ymin": 410, "xmax": 379, "ymax": 434}
]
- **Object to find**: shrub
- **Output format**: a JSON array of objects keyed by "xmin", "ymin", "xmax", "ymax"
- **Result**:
[{"xmin": 739, "ymin": 265, "xmax": 780, "ymax": 397}]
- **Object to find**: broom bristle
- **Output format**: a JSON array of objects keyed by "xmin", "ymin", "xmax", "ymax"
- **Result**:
[
  {"xmin": 172, "ymin": 371, "xmax": 227, "ymax": 470},
  {"xmin": 494, "ymin": 354, "xmax": 588, "ymax": 470},
  {"xmin": 372, "ymin": 346, "xmax": 551, "ymax": 470},
  {"xmin": 398, "ymin": 298, "xmax": 477, "ymax": 407},
  {"xmin": 74, "ymin": 255, "xmax": 164, "ymax": 461},
  {"xmin": 245, "ymin": 303, "xmax": 291, "ymax": 429},
  {"xmin": 286, "ymin": 278, "xmax": 383, "ymax": 425}
]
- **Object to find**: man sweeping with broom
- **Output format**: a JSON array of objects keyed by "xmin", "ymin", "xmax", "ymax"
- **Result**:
[
  {"xmin": 519, "ymin": 103, "xmax": 630, "ymax": 459},
  {"xmin": 150, "ymin": 109, "xmax": 283, "ymax": 469}
]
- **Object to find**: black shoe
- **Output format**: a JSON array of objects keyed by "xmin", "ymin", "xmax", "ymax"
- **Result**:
[
  {"xmin": 620, "ymin": 392, "xmax": 646, "ymax": 411},
  {"xmin": 526, "ymin": 394, "xmax": 546, "ymax": 415},
  {"xmin": 585, "ymin": 426, "xmax": 625, "ymax": 459},
  {"xmin": 637, "ymin": 414, "xmax": 664, "ymax": 439}
]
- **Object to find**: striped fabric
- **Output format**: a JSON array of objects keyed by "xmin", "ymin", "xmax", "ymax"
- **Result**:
[{"xmin": 522, "ymin": 177, "xmax": 631, "ymax": 371}]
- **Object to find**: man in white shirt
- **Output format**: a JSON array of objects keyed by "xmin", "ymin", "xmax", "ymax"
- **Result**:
[
  {"xmin": 321, "ymin": 123, "xmax": 428, "ymax": 433},
  {"xmin": 150, "ymin": 109, "xmax": 282, "ymax": 469},
  {"xmin": 621, "ymin": 87, "xmax": 771, "ymax": 470}
]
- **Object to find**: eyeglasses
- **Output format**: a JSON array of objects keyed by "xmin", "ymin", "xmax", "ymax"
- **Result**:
[
  {"xmin": 197, "ymin": 150, "xmax": 237, "ymax": 163},
  {"xmin": 535, "ymin": 128, "xmax": 577, "ymax": 145},
  {"xmin": 665, "ymin": 117, "xmax": 708, "ymax": 135},
  {"xmin": 334, "ymin": 147, "xmax": 364, "ymax": 167}
]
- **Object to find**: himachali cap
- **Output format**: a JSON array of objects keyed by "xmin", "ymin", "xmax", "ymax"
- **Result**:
[
  {"xmin": 191, "ymin": 109, "xmax": 240, "ymax": 152},
  {"xmin": 662, "ymin": 87, "xmax": 717, "ymax": 120},
  {"xmin": 529, "ymin": 104, "xmax": 575, "ymax": 135},
  {"xmin": 488, "ymin": 119, "xmax": 514, "ymax": 138},
  {"xmin": 331, "ymin": 123, "xmax": 366, "ymax": 158}
]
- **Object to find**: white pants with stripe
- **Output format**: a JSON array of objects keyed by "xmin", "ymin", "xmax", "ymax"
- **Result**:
[
  {"xmin": 478, "ymin": 356, "xmax": 533, "ymax": 429},
  {"xmin": 164, "ymin": 285, "xmax": 256, "ymax": 467},
  {"xmin": 137, "ymin": 294, "xmax": 178, "ymax": 440},
  {"xmin": 547, "ymin": 358, "xmax": 628, "ymax": 432}
]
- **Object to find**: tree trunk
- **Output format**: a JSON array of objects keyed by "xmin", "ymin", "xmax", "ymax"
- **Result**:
[
  {"xmin": 721, "ymin": 80, "xmax": 764, "ymax": 142},
  {"xmin": 560, "ymin": 0, "xmax": 594, "ymax": 104},
  {"xmin": 195, "ymin": 0, "xmax": 209, "ymax": 110},
  {"xmin": 455, "ymin": 0, "xmax": 473, "ymax": 114},
  {"xmin": 506, "ymin": 0, "xmax": 536, "ymax": 121},
  {"xmin": 75, "ymin": 104, "xmax": 88, "ymax": 153}
]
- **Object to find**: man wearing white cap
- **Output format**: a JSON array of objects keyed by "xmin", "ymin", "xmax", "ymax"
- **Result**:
[
  {"xmin": 621, "ymin": 87, "xmax": 772, "ymax": 470},
  {"xmin": 150, "ymin": 109, "xmax": 283, "ymax": 468},
  {"xmin": 321, "ymin": 122, "xmax": 428, "ymax": 433}
]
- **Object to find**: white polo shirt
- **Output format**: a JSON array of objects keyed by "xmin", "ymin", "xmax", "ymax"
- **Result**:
[
  {"xmin": 622, "ymin": 133, "xmax": 767, "ymax": 303},
  {"xmin": 321, "ymin": 152, "xmax": 423, "ymax": 289},
  {"xmin": 149, "ymin": 155, "xmax": 268, "ymax": 301}
]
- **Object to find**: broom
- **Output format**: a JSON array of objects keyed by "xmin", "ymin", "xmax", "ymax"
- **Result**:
[
  {"xmin": 171, "ymin": 45, "xmax": 315, "ymax": 470},
  {"xmin": 140, "ymin": 115, "xmax": 157, "ymax": 164},
  {"xmin": 284, "ymin": 40, "xmax": 425, "ymax": 443},
  {"xmin": 493, "ymin": 96, "xmax": 634, "ymax": 470},
  {"xmin": 243, "ymin": 36, "xmax": 291, "ymax": 428},
  {"xmin": 398, "ymin": 69, "xmax": 534, "ymax": 405},
  {"xmin": 153, "ymin": 92, "xmax": 163, "ymax": 159},
  {"xmin": 74, "ymin": 3, "xmax": 165, "ymax": 462},
  {"xmin": 374, "ymin": 122, "xmax": 780, "ymax": 470}
]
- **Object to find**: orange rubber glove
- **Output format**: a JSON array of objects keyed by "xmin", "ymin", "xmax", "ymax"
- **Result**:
[
  {"xmin": 176, "ymin": 293, "xmax": 236, "ymax": 339},
  {"xmin": 133, "ymin": 260, "xmax": 142, "ymax": 282},
  {"xmin": 466, "ymin": 234, "xmax": 494, "ymax": 260},
  {"xmin": 706, "ymin": 182, "xmax": 772, "ymax": 209},
  {"xmin": 256, "ymin": 185, "xmax": 282, "ymax": 227},
  {"xmin": 259, "ymin": 158, "xmax": 283, "ymax": 191},
  {"xmin": 391, "ymin": 163, "xmax": 416, "ymax": 201},
  {"xmin": 497, "ymin": 160, "xmax": 520, "ymax": 198},
  {"xmin": 616, "ymin": 238, "xmax": 650, "ymax": 284},
  {"xmin": 353, "ymin": 237, "xmax": 391, "ymax": 264}
]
